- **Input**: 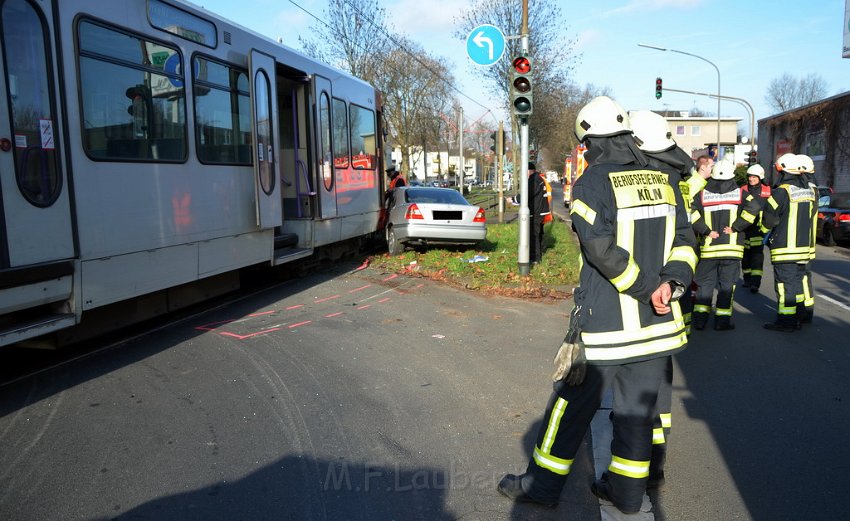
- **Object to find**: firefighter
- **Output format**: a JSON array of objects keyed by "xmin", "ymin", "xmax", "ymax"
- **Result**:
[
  {"xmin": 798, "ymin": 154, "xmax": 817, "ymax": 324},
  {"xmin": 741, "ymin": 164, "xmax": 772, "ymax": 293},
  {"xmin": 690, "ymin": 159, "xmax": 762, "ymax": 331},
  {"xmin": 497, "ymin": 97, "xmax": 696, "ymax": 514},
  {"xmin": 527, "ymin": 162, "xmax": 551, "ymax": 263},
  {"xmin": 761, "ymin": 153, "xmax": 817, "ymax": 331},
  {"xmin": 629, "ymin": 109, "xmax": 698, "ymax": 490}
]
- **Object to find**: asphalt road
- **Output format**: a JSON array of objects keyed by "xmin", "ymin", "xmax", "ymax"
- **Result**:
[{"xmin": 1, "ymin": 232, "xmax": 848, "ymax": 520}]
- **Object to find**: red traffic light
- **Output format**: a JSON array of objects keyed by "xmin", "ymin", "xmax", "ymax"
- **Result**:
[{"xmin": 512, "ymin": 56, "xmax": 531, "ymax": 74}]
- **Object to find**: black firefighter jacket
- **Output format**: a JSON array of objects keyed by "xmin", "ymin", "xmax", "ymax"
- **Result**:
[
  {"xmin": 761, "ymin": 174, "xmax": 817, "ymax": 263},
  {"xmin": 570, "ymin": 164, "xmax": 697, "ymax": 365},
  {"xmin": 691, "ymin": 178, "xmax": 762, "ymax": 260}
]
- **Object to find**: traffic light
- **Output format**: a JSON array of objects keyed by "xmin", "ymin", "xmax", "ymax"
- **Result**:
[
  {"xmin": 655, "ymin": 77, "xmax": 663, "ymax": 99},
  {"xmin": 511, "ymin": 55, "xmax": 533, "ymax": 117},
  {"xmin": 748, "ymin": 149, "xmax": 758, "ymax": 165},
  {"xmin": 489, "ymin": 129, "xmax": 505, "ymax": 155}
]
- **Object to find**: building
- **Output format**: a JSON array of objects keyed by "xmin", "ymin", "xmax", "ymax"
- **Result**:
[
  {"xmin": 757, "ymin": 91, "xmax": 850, "ymax": 190},
  {"xmin": 391, "ymin": 147, "xmax": 479, "ymax": 184},
  {"xmin": 651, "ymin": 110, "xmax": 742, "ymax": 159}
]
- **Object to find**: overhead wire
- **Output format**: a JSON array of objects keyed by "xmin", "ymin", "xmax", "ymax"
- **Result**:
[{"xmin": 285, "ymin": 0, "xmax": 496, "ymax": 123}]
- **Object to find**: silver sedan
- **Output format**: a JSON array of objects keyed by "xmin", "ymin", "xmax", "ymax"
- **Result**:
[{"xmin": 385, "ymin": 187, "xmax": 487, "ymax": 256}]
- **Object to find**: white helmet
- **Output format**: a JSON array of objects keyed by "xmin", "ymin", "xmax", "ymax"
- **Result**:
[
  {"xmin": 629, "ymin": 110, "xmax": 675, "ymax": 152},
  {"xmin": 796, "ymin": 154, "xmax": 815, "ymax": 174},
  {"xmin": 746, "ymin": 164, "xmax": 765, "ymax": 180},
  {"xmin": 575, "ymin": 96, "xmax": 631, "ymax": 142},
  {"xmin": 711, "ymin": 159, "xmax": 736, "ymax": 181},
  {"xmin": 775, "ymin": 153, "xmax": 799, "ymax": 173}
]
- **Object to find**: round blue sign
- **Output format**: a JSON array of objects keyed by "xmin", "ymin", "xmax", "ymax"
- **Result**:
[{"xmin": 466, "ymin": 24, "xmax": 506, "ymax": 67}]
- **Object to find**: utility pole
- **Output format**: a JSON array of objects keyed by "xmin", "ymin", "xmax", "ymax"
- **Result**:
[
  {"xmin": 497, "ymin": 120, "xmax": 505, "ymax": 223},
  {"xmin": 458, "ymin": 107, "xmax": 464, "ymax": 193},
  {"xmin": 517, "ymin": 0, "xmax": 531, "ymax": 275}
]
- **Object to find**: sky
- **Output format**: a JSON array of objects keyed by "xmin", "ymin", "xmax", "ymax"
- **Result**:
[{"xmin": 193, "ymin": 0, "xmax": 850, "ymax": 143}]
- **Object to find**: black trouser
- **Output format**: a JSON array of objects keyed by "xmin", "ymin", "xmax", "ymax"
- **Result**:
[
  {"xmin": 650, "ymin": 356, "xmax": 673, "ymax": 480},
  {"xmin": 800, "ymin": 263, "xmax": 815, "ymax": 321},
  {"xmin": 773, "ymin": 262, "xmax": 806, "ymax": 324},
  {"xmin": 524, "ymin": 357, "xmax": 667, "ymax": 510},
  {"xmin": 693, "ymin": 258, "xmax": 740, "ymax": 325},
  {"xmin": 742, "ymin": 235, "xmax": 765, "ymax": 288},
  {"xmin": 529, "ymin": 220, "xmax": 544, "ymax": 262}
]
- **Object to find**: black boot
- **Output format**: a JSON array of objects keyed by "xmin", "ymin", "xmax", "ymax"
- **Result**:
[
  {"xmin": 590, "ymin": 476, "xmax": 641, "ymax": 514},
  {"xmin": 692, "ymin": 312, "xmax": 709, "ymax": 331},
  {"xmin": 497, "ymin": 474, "xmax": 557, "ymax": 508},
  {"xmin": 764, "ymin": 317, "xmax": 797, "ymax": 332},
  {"xmin": 714, "ymin": 316, "xmax": 735, "ymax": 331}
]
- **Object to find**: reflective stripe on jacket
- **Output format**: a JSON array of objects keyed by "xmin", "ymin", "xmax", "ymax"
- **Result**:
[
  {"xmin": 570, "ymin": 165, "xmax": 697, "ymax": 365},
  {"xmin": 762, "ymin": 180, "xmax": 816, "ymax": 263}
]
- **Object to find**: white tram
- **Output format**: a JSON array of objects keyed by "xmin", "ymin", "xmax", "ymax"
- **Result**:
[{"xmin": 0, "ymin": 0, "xmax": 387, "ymax": 347}]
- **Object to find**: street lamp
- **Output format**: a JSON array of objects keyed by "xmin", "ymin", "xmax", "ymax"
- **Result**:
[{"xmin": 638, "ymin": 44, "xmax": 721, "ymax": 159}]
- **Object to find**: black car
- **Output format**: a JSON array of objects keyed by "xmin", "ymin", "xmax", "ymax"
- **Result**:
[{"xmin": 817, "ymin": 192, "xmax": 850, "ymax": 246}]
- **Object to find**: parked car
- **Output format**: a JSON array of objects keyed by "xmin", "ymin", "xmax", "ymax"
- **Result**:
[
  {"xmin": 816, "ymin": 192, "xmax": 850, "ymax": 246},
  {"xmin": 385, "ymin": 186, "xmax": 487, "ymax": 255}
]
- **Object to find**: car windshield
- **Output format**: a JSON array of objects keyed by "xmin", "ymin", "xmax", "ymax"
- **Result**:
[
  {"xmin": 829, "ymin": 193, "xmax": 850, "ymax": 209},
  {"xmin": 404, "ymin": 188, "xmax": 469, "ymax": 205}
]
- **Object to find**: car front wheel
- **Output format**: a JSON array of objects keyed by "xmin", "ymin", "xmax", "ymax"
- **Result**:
[{"xmin": 387, "ymin": 227, "xmax": 404, "ymax": 256}]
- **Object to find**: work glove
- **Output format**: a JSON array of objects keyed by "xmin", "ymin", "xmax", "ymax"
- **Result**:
[{"xmin": 552, "ymin": 339, "xmax": 587, "ymax": 386}]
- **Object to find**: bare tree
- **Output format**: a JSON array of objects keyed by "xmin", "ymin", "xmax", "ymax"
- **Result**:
[
  {"xmin": 373, "ymin": 38, "xmax": 457, "ymax": 176},
  {"xmin": 454, "ymin": 0, "xmax": 580, "ymax": 170},
  {"xmin": 297, "ymin": 0, "xmax": 391, "ymax": 83},
  {"xmin": 765, "ymin": 73, "xmax": 829, "ymax": 113}
]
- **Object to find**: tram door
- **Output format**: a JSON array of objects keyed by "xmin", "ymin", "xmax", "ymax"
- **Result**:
[
  {"xmin": 0, "ymin": 0, "xmax": 73, "ymax": 269},
  {"xmin": 248, "ymin": 49, "xmax": 282, "ymax": 228},
  {"xmin": 313, "ymin": 75, "xmax": 337, "ymax": 220}
]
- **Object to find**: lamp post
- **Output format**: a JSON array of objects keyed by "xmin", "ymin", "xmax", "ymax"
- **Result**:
[{"xmin": 638, "ymin": 44, "xmax": 721, "ymax": 159}]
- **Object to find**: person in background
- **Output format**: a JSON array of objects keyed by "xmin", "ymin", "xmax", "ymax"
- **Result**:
[
  {"xmin": 527, "ymin": 162, "xmax": 550, "ymax": 264},
  {"xmin": 690, "ymin": 159, "xmax": 762, "ymax": 331},
  {"xmin": 761, "ymin": 153, "xmax": 817, "ymax": 331},
  {"xmin": 384, "ymin": 164, "xmax": 406, "ymax": 209},
  {"xmin": 741, "ymin": 164, "xmax": 772, "ymax": 293},
  {"xmin": 497, "ymin": 96, "xmax": 696, "ymax": 515}
]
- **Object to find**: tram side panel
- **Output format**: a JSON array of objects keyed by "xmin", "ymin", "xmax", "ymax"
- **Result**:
[{"xmin": 61, "ymin": 8, "xmax": 272, "ymax": 311}]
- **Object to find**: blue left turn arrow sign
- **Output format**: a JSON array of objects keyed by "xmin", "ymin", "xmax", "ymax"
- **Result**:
[{"xmin": 466, "ymin": 24, "xmax": 506, "ymax": 67}]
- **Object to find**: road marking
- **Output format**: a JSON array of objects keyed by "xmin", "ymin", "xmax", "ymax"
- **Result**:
[
  {"xmin": 287, "ymin": 320, "xmax": 312, "ymax": 329},
  {"xmin": 818, "ymin": 293, "xmax": 850, "ymax": 312}
]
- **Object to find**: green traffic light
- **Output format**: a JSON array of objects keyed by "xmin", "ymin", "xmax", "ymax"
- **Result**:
[{"xmin": 514, "ymin": 97, "xmax": 531, "ymax": 113}]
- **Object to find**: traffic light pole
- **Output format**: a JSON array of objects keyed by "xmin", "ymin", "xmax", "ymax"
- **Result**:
[
  {"xmin": 497, "ymin": 121, "xmax": 505, "ymax": 223},
  {"xmin": 517, "ymin": 0, "xmax": 530, "ymax": 276},
  {"xmin": 663, "ymin": 86, "xmax": 755, "ymax": 162}
]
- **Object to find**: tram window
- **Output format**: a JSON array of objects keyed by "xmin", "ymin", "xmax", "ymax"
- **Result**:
[
  {"xmin": 77, "ymin": 20, "xmax": 187, "ymax": 162},
  {"xmin": 349, "ymin": 105, "xmax": 376, "ymax": 170},
  {"xmin": 318, "ymin": 92, "xmax": 333, "ymax": 191},
  {"xmin": 332, "ymin": 98, "xmax": 349, "ymax": 169},
  {"xmin": 1, "ymin": 0, "xmax": 61, "ymax": 207},
  {"xmin": 193, "ymin": 57, "xmax": 251, "ymax": 164}
]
